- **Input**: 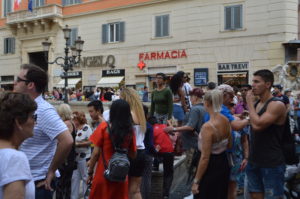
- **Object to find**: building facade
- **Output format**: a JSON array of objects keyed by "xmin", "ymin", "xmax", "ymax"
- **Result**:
[{"xmin": 0, "ymin": 0, "xmax": 299, "ymax": 91}]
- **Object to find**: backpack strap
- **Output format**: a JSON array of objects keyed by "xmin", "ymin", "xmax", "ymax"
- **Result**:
[{"xmin": 101, "ymin": 122, "xmax": 114, "ymax": 170}]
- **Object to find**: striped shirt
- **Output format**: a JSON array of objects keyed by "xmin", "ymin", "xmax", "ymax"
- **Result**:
[{"xmin": 20, "ymin": 95, "xmax": 67, "ymax": 181}]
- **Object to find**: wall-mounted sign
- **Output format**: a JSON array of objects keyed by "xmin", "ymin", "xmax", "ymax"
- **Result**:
[
  {"xmin": 194, "ymin": 68, "xmax": 208, "ymax": 86},
  {"xmin": 102, "ymin": 69, "xmax": 125, "ymax": 77},
  {"xmin": 77, "ymin": 55, "xmax": 115, "ymax": 68},
  {"xmin": 139, "ymin": 49, "xmax": 187, "ymax": 61},
  {"xmin": 61, "ymin": 71, "xmax": 82, "ymax": 78},
  {"xmin": 218, "ymin": 62, "xmax": 249, "ymax": 71},
  {"xmin": 137, "ymin": 61, "xmax": 146, "ymax": 70}
]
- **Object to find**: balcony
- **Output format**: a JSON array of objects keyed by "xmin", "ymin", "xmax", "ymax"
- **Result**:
[{"xmin": 6, "ymin": 4, "xmax": 63, "ymax": 35}]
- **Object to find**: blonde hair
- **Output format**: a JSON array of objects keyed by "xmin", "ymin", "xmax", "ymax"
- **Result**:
[
  {"xmin": 120, "ymin": 88, "xmax": 146, "ymax": 133},
  {"xmin": 57, "ymin": 103, "xmax": 73, "ymax": 121},
  {"xmin": 203, "ymin": 89, "xmax": 223, "ymax": 113}
]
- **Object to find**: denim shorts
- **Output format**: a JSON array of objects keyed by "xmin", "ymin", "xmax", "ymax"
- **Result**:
[
  {"xmin": 246, "ymin": 163, "xmax": 285, "ymax": 199},
  {"xmin": 173, "ymin": 104, "xmax": 184, "ymax": 121}
]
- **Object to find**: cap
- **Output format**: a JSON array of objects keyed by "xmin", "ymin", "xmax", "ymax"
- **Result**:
[
  {"xmin": 218, "ymin": 84, "xmax": 234, "ymax": 93},
  {"xmin": 273, "ymin": 84, "xmax": 283, "ymax": 90},
  {"xmin": 190, "ymin": 88, "xmax": 204, "ymax": 98}
]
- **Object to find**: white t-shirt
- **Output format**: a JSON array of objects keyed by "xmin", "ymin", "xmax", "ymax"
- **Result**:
[
  {"xmin": 75, "ymin": 124, "xmax": 93, "ymax": 160},
  {"xmin": 133, "ymin": 125, "xmax": 145, "ymax": 150},
  {"xmin": 0, "ymin": 149, "xmax": 35, "ymax": 199}
]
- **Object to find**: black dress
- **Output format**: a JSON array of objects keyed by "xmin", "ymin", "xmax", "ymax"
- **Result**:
[{"xmin": 194, "ymin": 151, "xmax": 230, "ymax": 199}]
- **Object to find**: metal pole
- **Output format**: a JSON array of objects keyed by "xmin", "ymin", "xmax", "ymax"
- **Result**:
[
  {"xmin": 64, "ymin": 71, "xmax": 68, "ymax": 104},
  {"xmin": 64, "ymin": 39, "xmax": 69, "ymax": 104}
]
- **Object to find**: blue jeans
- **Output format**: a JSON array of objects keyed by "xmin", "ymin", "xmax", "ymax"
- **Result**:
[{"xmin": 246, "ymin": 163, "xmax": 285, "ymax": 199}]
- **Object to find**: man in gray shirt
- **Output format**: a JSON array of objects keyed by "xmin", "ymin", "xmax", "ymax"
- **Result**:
[{"xmin": 164, "ymin": 88, "xmax": 206, "ymax": 197}]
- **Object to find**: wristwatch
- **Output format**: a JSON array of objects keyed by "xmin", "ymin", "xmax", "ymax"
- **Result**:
[
  {"xmin": 173, "ymin": 127, "xmax": 177, "ymax": 132},
  {"xmin": 193, "ymin": 179, "xmax": 200, "ymax": 184}
]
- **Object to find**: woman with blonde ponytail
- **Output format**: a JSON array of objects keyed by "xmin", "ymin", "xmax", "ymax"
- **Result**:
[
  {"xmin": 120, "ymin": 88, "xmax": 147, "ymax": 199},
  {"xmin": 191, "ymin": 89, "xmax": 231, "ymax": 199}
]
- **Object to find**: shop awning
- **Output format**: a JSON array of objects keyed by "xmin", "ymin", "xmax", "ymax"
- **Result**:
[
  {"xmin": 97, "ymin": 76, "xmax": 124, "ymax": 87},
  {"xmin": 56, "ymin": 78, "xmax": 81, "ymax": 88}
]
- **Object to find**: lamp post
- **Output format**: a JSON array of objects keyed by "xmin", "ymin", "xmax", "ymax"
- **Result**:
[{"xmin": 42, "ymin": 25, "xmax": 84, "ymax": 104}]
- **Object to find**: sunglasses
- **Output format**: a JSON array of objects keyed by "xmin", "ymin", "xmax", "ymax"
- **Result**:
[{"xmin": 16, "ymin": 76, "xmax": 31, "ymax": 83}]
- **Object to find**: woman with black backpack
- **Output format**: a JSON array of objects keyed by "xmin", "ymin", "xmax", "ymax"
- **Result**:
[{"xmin": 87, "ymin": 99, "xmax": 137, "ymax": 199}]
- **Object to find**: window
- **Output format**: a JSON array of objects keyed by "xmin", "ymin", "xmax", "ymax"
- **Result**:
[
  {"xmin": 31, "ymin": 0, "xmax": 45, "ymax": 8},
  {"xmin": 67, "ymin": 28, "xmax": 78, "ymax": 47},
  {"xmin": 102, "ymin": 22, "xmax": 125, "ymax": 43},
  {"xmin": 224, "ymin": 5, "xmax": 243, "ymax": 30},
  {"xmin": 62, "ymin": 0, "xmax": 81, "ymax": 6},
  {"xmin": 155, "ymin": 14, "xmax": 169, "ymax": 37},
  {"xmin": 1, "ymin": 76, "xmax": 14, "ymax": 82},
  {"xmin": 3, "ymin": 0, "xmax": 12, "ymax": 17},
  {"xmin": 4, "ymin": 37, "xmax": 15, "ymax": 54}
]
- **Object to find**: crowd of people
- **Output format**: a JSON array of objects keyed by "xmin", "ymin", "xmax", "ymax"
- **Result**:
[
  {"xmin": 47, "ymin": 86, "xmax": 143, "ymax": 103},
  {"xmin": 1, "ymin": 63, "xmax": 300, "ymax": 199}
]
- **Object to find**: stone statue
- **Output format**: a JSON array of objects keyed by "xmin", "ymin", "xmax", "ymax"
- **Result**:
[{"xmin": 271, "ymin": 62, "xmax": 300, "ymax": 90}]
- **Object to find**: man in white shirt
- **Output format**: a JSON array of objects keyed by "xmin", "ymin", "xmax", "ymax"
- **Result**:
[{"xmin": 14, "ymin": 64, "xmax": 73, "ymax": 199}]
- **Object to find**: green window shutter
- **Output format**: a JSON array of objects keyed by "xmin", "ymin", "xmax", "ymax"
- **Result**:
[
  {"xmin": 234, "ymin": 5, "xmax": 242, "ymax": 29},
  {"xmin": 4, "ymin": 38, "xmax": 8, "ymax": 54},
  {"xmin": 119, "ymin": 22, "xmax": 125, "ymax": 42},
  {"xmin": 11, "ymin": 38, "xmax": 15, "ymax": 54},
  {"xmin": 102, "ymin": 24, "xmax": 108, "ymax": 44},
  {"xmin": 225, "ymin": 7, "xmax": 232, "ymax": 30},
  {"xmin": 162, "ymin": 14, "xmax": 169, "ymax": 36},
  {"xmin": 155, "ymin": 16, "xmax": 162, "ymax": 37}
]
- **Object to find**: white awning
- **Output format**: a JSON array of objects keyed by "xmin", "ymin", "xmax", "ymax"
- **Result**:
[
  {"xmin": 97, "ymin": 76, "xmax": 124, "ymax": 87},
  {"xmin": 56, "ymin": 78, "xmax": 81, "ymax": 88}
]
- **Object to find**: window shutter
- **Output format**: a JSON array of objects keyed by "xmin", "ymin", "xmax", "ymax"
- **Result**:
[
  {"xmin": 234, "ymin": 5, "xmax": 242, "ymax": 29},
  {"xmin": 4, "ymin": 38, "xmax": 7, "ymax": 54},
  {"xmin": 102, "ymin": 24, "xmax": 108, "ymax": 44},
  {"xmin": 225, "ymin": 7, "xmax": 232, "ymax": 30},
  {"xmin": 163, "ymin": 15, "xmax": 169, "ymax": 36},
  {"xmin": 155, "ymin": 16, "xmax": 161, "ymax": 37},
  {"xmin": 8, "ymin": 0, "xmax": 12, "ymax": 13},
  {"xmin": 4, "ymin": 0, "xmax": 7, "ymax": 16},
  {"xmin": 62, "ymin": 0, "xmax": 67, "ymax": 6},
  {"xmin": 40, "ymin": 0, "xmax": 45, "ymax": 6},
  {"xmin": 119, "ymin": 22, "xmax": 125, "ymax": 42},
  {"xmin": 8, "ymin": 38, "xmax": 12, "ymax": 53},
  {"xmin": 11, "ymin": 38, "xmax": 15, "ymax": 54},
  {"xmin": 72, "ymin": 28, "xmax": 78, "ymax": 46}
]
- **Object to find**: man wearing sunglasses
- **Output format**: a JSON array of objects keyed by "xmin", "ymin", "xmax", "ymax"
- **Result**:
[{"xmin": 14, "ymin": 64, "xmax": 73, "ymax": 199}]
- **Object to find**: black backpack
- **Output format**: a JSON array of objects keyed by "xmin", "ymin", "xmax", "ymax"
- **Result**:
[
  {"xmin": 255, "ymin": 97, "xmax": 299, "ymax": 165},
  {"xmin": 102, "ymin": 123, "xmax": 130, "ymax": 182}
]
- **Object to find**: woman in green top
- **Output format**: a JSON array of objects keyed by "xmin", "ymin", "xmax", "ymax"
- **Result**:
[{"xmin": 150, "ymin": 73, "xmax": 173, "ymax": 124}]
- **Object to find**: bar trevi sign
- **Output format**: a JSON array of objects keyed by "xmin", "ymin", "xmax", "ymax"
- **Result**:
[
  {"xmin": 76, "ymin": 55, "xmax": 115, "ymax": 68},
  {"xmin": 218, "ymin": 62, "xmax": 249, "ymax": 71}
]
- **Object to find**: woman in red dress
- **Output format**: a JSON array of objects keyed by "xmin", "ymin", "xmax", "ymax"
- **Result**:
[{"xmin": 87, "ymin": 99, "xmax": 137, "ymax": 199}]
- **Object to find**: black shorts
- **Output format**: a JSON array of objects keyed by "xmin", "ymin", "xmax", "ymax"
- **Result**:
[{"xmin": 129, "ymin": 149, "xmax": 146, "ymax": 177}]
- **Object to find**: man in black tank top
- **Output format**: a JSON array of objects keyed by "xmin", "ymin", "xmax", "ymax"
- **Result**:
[{"xmin": 245, "ymin": 70, "xmax": 286, "ymax": 199}]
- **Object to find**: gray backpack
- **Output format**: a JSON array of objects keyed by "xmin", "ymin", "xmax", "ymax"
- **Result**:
[{"xmin": 102, "ymin": 123, "xmax": 130, "ymax": 182}]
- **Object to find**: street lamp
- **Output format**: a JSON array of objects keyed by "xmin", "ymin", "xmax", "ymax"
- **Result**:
[{"xmin": 42, "ymin": 25, "xmax": 84, "ymax": 104}]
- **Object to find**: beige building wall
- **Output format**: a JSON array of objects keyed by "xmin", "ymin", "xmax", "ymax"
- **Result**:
[{"xmin": 0, "ymin": 0, "xmax": 298, "ymax": 89}]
